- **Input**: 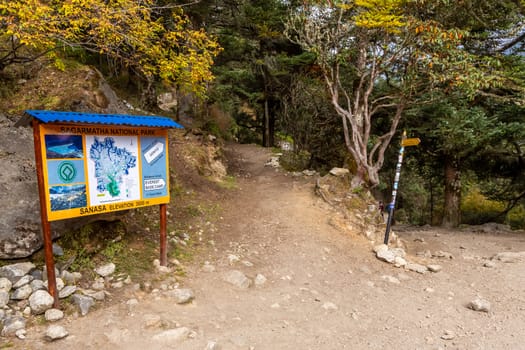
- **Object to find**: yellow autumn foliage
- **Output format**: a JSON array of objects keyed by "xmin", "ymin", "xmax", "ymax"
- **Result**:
[{"xmin": 0, "ymin": 0, "xmax": 222, "ymax": 97}]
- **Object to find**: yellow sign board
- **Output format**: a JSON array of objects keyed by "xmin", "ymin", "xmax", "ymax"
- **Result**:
[
  {"xmin": 401, "ymin": 138, "xmax": 421, "ymax": 147},
  {"xmin": 39, "ymin": 123, "xmax": 170, "ymax": 221}
]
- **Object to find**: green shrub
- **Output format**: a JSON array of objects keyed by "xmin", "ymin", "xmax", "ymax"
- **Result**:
[
  {"xmin": 279, "ymin": 150, "xmax": 311, "ymax": 172},
  {"xmin": 461, "ymin": 188, "xmax": 505, "ymax": 225},
  {"xmin": 506, "ymin": 205, "xmax": 525, "ymax": 230}
]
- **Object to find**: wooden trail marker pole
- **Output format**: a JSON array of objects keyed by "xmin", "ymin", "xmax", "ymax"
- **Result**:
[{"xmin": 32, "ymin": 119, "xmax": 59, "ymax": 307}]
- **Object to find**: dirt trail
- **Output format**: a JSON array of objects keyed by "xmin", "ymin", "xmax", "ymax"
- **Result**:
[{"xmin": 12, "ymin": 143, "xmax": 525, "ymax": 350}]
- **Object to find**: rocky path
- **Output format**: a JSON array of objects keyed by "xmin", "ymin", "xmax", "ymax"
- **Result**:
[{"xmin": 8, "ymin": 143, "xmax": 525, "ymax": 349}]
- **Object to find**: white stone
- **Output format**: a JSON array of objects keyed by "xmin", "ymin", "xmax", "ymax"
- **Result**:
[
  {"xmin": 329, "ymin": 167, "xmax": 349, "ymax": 176},
  {"xmin": 205, "ymin": 340, "xmax": 220, "ymax": 350},
  {"xmin": 228, "ymin": 254, "xmax": 240, "ymax": 264},
  {"xmin": 468, "ymin": 297, "xmax": 491, "ymax": 312},
  {"xmin": 29, "ymin": 290, "xmax": 54, "ymax": 315},
  {"xmin": 0, "ymin": 262, "xmax": 35, "ymax": 282},
  {"xmin": 223, "ymin": 270, "xmax": 251, "ymax": 289},
  {"xmin": 45, "ymin": 308, "xmax": 64, "ymax": 322},
  {"xmin": 30, "ymin": 279, "xmax": 46, "ymax": 292},
  {"xmin": 55, "ymin": 278, "xmax": 65, "ymax": 291},
  {"xmin": 152, "ymin": 327, "xmax": 190, "ymax": 343},
  {"xmin": 0, "ymin": 277, "xmax": 12, "ymax": 292},
  {"xmin": 166, "ymin": 288, "xmax": 194, "ymax": 304},
  {"xmin": 202, "ymin": 263, "xmax": 216, "ymax": 273},
  {"xmin": 44, "ymin": 325, "xmax": 69, "ymax": 341},
  {"xmin": 493, "ymin": 251, "xmax": 525, "ymax": 263},
  {"xmin": 11, "ymin": 284, "xmax": 33, "ymax": 300},
  {"xmin": 15, "ymin": 328, "xmax": 26, "ymax": 339},
  {"xmin": 427, "ymin": 264, "xmax": 443, "ymax": 273},
  {"xmin": 381, "ymin": 275, "xmax": 400, "ymax": 284},
  {"xmin": 406, "ymin": 263, "xmax": 428, "ymax": 274},
  {"xmin": 0, "ymin": 291, "xmax": 9, "ymax": 308},
  {"xmin": 12, "ymin": 275, "xmax": 33, "ymax": 289},
  {"xmin": 59, "ymin": 285, "xmax": 77, "ymax": 299},
  {"xmin": 143, "ymin": 314, "xmax": 162, "ymax": 328},
  {"xmin": 322, "ymin": 302, "xmax": 338, "ymax": 311},
  {"xmin": 394, "ymin": 256, "xmax": 407, "ymax": 267},
  {"xmin": 95, "ymin": 263, "xmax": 116, "ymax": 277},
  {"xmin": 254, "ymin": 274, "xmax": 267, "ymax": 286}
]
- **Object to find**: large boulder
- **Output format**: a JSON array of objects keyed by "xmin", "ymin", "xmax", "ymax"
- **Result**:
[{"xmin": 0, "ymin": 115, "xmax": 43, "ymax": 258}]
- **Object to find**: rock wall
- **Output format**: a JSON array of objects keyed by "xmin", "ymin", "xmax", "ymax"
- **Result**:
[{"xmin": 0, "ymin": 115, "xmax": 43, "ymax": 258}]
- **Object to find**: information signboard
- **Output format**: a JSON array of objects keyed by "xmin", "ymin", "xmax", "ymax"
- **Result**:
[{"xmin": 38, "ymin": 123, "xmax": 170, "ymax": 221}]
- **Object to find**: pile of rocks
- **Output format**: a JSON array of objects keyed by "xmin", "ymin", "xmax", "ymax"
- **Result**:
[
  {"xmin": 0, "ymin": 261, "xmax": 126, "ymax": 341},
  {"xmin": 373, "ymin": 244, "xmax": 443, "ymax": 274}
]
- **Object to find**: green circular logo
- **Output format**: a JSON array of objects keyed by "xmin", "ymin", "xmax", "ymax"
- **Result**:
[{"xmin": 58, "ymin": 161, "xmax": 77, "ymax": 183}]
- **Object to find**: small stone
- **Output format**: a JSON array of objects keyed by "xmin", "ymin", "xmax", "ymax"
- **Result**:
[
  {"xmin": 45, "ymin": 308, "xmax": 64, "ymax": 322},
  {"xmin": 205, "ymin": 340, "xmax": 220, "ymax": 350},
  {"xmin": 393, "ymin": 256, "xmax": 407, "ymax": 267},
  {"xmin": 94, "ymin": 263, "xmax": 116, "ymax": 277},
  {"xmin": 166, "ymin": 288, "xmax": 195, "ymax": 304},
  {"xmin": 1, "ymin": 316, "xmax": 26, "ymax": 337},
  {"xmin": 126, "ymin": 298, "xmax": 139, "ymax": 313},
  {"xmin": 152, "ymin": 327, "xmax": 190, "ymax": 343},
  {"xmin": 493, "ymin": 251, "xmax": 525, "ymax": 263},
  {"xmin": 441, "ymin": 330, "xmax": 455, "ymax": 340},
  {"xmin": 376, "ymin": 249, "xmax": 396, "ymax": 264},
  {"xmin": 44, "ymin": 325, "xmax": 69, "ymax": 341},
  {"xmin": 406, "ymin": 263, "xmax": 428, "ymax": 274},
  {"xmin": 329, "ymin": 167, "xmax": 349, "ymax": 176},
  {"xmin": 228, "ymin": 254, "xmax": 240, "ymax": 264},
  {"xmin": 12, "ymin": 275, "xmax": 33, "ymax": 289},
  {"xmin": 468, "ymin": 297, "xmax": 491, "ymax": 312},
  {"xmin": 427, "ymin": 264, "xmax": 443, "ymax": 273},
  {"xmin": 61, "ymin": 271, "xmax": 82, "ymax": 285},
  {"xmin": 111, "ymin": 281, "xmax": 124, "ymax": 289},
  {"xmin": 202, "ymin": 263, "xmax": 216, "ymax": 273},
  {"xmin": 242, "ymin": 260, "xmax": 254, "ymax": 267},
  {"xmin": 91, "ymin": 278, "xmax": 105, "ymax": 290},
  {"xmin": 254, "ymin": 274, "xmax": 267, "ymax": 286},
  {"xmin": 15, "ymin": 328, "xmax": 27, "ymax": 339},
  {"xmin": 52, "ymin": 243, "xmax": 64, "ymax": 256},
  {"xmin": 11, "ymin": 284, "xmax": 33, "ymax": 300},
  {"xmin": 59, "ymin": 285, "xmax": 77, "ymax": 299},
  {"xmin": 0, "ymin": 277, "xmax": 12, "ymax": 292},
  {"xmin": 29, "ymin": 290, "xmax": 54, "ymax": 315},
  {"xmin": 433, "ymin": 251, "xmax": 453, "ymax": 259},
  {"xmin": 381, "ymin": 275, "xmax": 400, "ymax": 284},
  {"xmin": 483, "ymin": 260, "xmax": 496, "ymax": 268},
  {"xmin": 424, "ymin": 287, "xmax": 435, "ymax": 293},
  {"xmin": 0, "ymin": 291, "xmax": 9, "ymax": 308},
  {"xmin": 22, "ymin": 307, "xmax": 31, "ymax": 317},
  {"xmin": 143, "ymin": 314, "xmax": 162, "ymax": 328},
  {"xmin": 322, "ymin": 302, "xmax": 338, "ymax": 311},
  {"xmin": 71, "ymin": 294, "xmax": 95, "ymax": 316},
  {"xmin": 0, "ymin": 262, "xmax": 36, "ymax": 283},
  {"xmin": 82, "ymin": 289, "xmax": 106, "ymax": 301},
  {"xmin": 30, "ymin": 279, "xmax": 46, "ymax": 292},
  {"xmin": 223, "ymin": 270, "xmax": 251, "ymax": 289},
  {"xmin": 53, "ymin": 277, "xmax": 65, "ymax": 291}
]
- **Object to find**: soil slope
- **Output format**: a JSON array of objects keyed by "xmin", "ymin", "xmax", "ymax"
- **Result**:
[{"xmin": 10, "ymin": 143, "xmax": 525, "ymax": 350}]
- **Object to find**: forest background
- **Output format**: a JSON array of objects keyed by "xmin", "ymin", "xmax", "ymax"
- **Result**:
[{"xmin": 1, "ymin": 0, "xmax": 525, "ymax": 230}]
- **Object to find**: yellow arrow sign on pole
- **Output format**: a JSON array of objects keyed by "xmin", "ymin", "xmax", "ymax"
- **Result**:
[{"xmin": 402, "ymin": 138, "xmax": 421, "ymax": 147}]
